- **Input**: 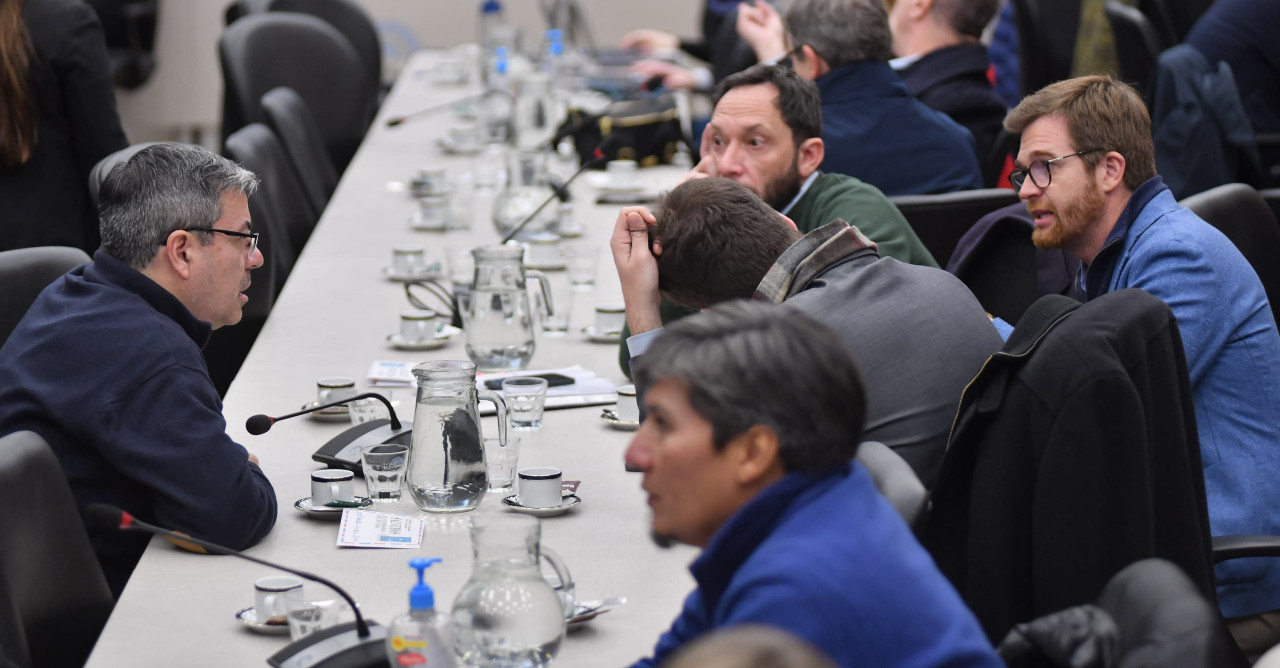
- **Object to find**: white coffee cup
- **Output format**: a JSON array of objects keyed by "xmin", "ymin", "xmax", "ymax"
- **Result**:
[
  {"xmin": 518, "ymin": 467, "xmax": 563, "ymax": 508},
  {"xmin": 606, "ymin": 159, "xmax": 639, "ymax": 190},
  {"xmin": 411, "ymin": 167, "xmax": 449, "ymax": 197},
  {"xmin": 254, "ymin": 575, "xmax": 304, "ymax": 624},
  {"xmin": 524, "ymin": 233, "xmax": 561, "ymax": 267},
  {"xmin": 594, "ymin": 304, "xmax": 626, "ymax": 335},
  {"xmin": 616, "ymin": 384, "xmax": 639, "ymax": 423},
  {"xmin": 391, "ymin": 246, "xmax": 428, "ymax": 276},
  {"xmin": 311, "ymin": 469, "xmax": 357, "ymax": 506},
  {"xmin": 399, "ymin": 309, "xmax": 439, "ymax": 343},
  {"xmin": 316, "ymin": 377, "xmax": 357, "ymax": 406},
  {"xmin": 448, "ymin": 123, "xmax": 481, "ymax": 152},
  {"xmin": 415, "ymin": 196, "xmax": 451, "ymax": 230}
]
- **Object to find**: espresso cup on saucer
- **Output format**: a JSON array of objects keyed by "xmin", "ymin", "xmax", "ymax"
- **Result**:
[
  {"xmin": 400, "ymin": 309, "xmax": 439, "ymax": 343},
  {"xmin": 524, "ymin": 233, "xmax": 561, "ymax": 267},
  {"xmin": 316, "ymin": 377, "xmax": 357, "ymax": 406},
  {"xmin": 411, "ymin": 167, "xmax": 449, "ymax": 198},
  {"xmin": 616, "ymin": 384, "xmax": 639, "ymax": 423},
  {"xmin": 605, "ymin": 159, "xmax": 639, "ymax": 190},
  {"xmin": 518, "ymin": 467, "xmax": 564, "ymax": 508},
  {"xmin": 311, "ymin": 469, "xmax": 357, "ymax": 506},
  {"xmin": 391, "ymin": 246, "xmax": 429, "ymax": 276},
  {"xmin": 415, "ymin": 196, "xmax": 451, "ymax": 230},
  {"xmin": 254, "ymin": 575, "xmax": 304, "ymax": 624},
  {"xmin": 594, "ymin": 304, "xmax": 626, "ymax": 335}
]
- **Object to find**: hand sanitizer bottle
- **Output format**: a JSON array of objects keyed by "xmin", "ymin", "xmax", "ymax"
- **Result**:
[{"xmin": 386, "ymin": 558, "xmax": 456, "ymax": 667}]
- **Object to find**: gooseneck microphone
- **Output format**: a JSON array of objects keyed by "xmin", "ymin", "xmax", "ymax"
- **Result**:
[
  {"xmin": 499, "ymin": 135, "xmax": 619, "ymax": 244},
  {"xmin": 247, "ymin": 392, "xmax": 402, "ymax": 435},
  {"xmin": 87, "ymin": 504, "xmax": 387, "ymax": 668},
  {"xmin": 383, "ymin": 93, "xmax": 483, "ymax": 128}
]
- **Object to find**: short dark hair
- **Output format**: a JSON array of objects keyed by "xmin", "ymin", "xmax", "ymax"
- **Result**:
[
  {"xmin": 782, "ymin": 0, "xmax": 895, "ymax": 68},
  {"xmin": 654, "ymin": 178, "xmax": 801, "ymax": 309},
  {"xmin": 634, "ymin": 301, "xmax": 867, "ymax": 473},
  {"xmin": 714, "ymin": 64, "xmax": 823, "ymax": 147},
  {"xmin": 933, "ymin": 0, "xmax": 1000, "ymax": 40},
  {"xmin": 99, "ymin": 143, "xmax": 259, "ymax": 269}
]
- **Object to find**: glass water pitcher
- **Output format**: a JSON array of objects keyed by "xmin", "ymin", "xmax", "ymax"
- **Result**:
[{"xmin": 464, "ymin": 246, "xmax": 553, "ymax": 371}]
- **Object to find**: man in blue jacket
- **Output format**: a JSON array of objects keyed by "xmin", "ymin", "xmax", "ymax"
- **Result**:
[
  {"xmin": 1005, "ymin": 74, "xmax": 1280, "ymax": 655},
  {"xmin": 625, "ymin": 301, "xmax": 1000, "ymax": 667},
  {"xmin": 0, "ymin": 143, "xmax": 277, "ymax": 597}
]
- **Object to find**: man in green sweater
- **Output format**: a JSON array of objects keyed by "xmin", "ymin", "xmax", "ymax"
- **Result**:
[{"xmin": 619, "ymin": 63, "xmax": 933, "ymax": 376}]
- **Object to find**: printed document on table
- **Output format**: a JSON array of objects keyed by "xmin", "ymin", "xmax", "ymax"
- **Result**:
[{"xmin": 336, "ymin": 509, "xmax": 424, "ymax": 548}]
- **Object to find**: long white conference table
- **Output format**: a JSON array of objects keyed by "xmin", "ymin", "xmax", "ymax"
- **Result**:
[{"xmin": 86, "ymin": 51, "xmax": 696, "ymax": 667}]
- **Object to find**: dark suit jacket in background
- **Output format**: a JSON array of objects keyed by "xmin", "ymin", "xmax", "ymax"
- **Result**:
[
  {"xmin": 0, "ymin": 0, "xmax": 128, "ymax": 254},
  {"xmin": 898, "ymin": 43, "xmax": 1008, "ymax": 167}
]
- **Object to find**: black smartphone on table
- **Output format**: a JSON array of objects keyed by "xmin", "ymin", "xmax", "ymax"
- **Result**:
[{"xmin": 483, "ymin": 373, "xmax": 576, "ymax": 391}]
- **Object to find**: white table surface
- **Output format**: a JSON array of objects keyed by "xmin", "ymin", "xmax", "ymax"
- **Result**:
[{"xmin": 85, "ymin": 51, "xmax": 696, "ymax": 668}]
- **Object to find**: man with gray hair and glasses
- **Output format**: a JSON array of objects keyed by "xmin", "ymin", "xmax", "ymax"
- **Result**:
[
  {"xmin": 0, "ymin": 143, "xmax": 277, "ymax": 598},
  {"xmin": 626, "ymin": 301, "xmax": 1000, "ymax": 667}
]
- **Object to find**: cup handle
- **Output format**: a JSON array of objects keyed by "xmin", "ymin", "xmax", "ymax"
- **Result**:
[
  {"xmin": 526, "ymin": 269, "xmax": 554, "ymax": 317},
  {"xmin": 326, "ymin": 483, "xmax": 341, "ymax": 504},
  {"xmin": 478, "ymin": 390, "xmax": 508, "ymax": 449}
]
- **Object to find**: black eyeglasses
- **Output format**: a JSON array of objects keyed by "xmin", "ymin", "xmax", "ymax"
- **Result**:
[
  {"xmin": 183, "ymin": 227, "xmax": 260, "ymax": 260},
  {"xmin": 778, "ymin": 44, "xmax": 822, "ymax": 71},
  {"xmin": 1009, "ymin": 149, "xmax": 1105, "ymax": 190}
]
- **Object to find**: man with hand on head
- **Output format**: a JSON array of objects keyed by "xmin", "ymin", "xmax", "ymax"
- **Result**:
[
  {"xmin": 0, "ymin": 143, "xmax": 277, "ymax": 597},
  {"xmin": 618, "ymin": 63, "xmax": 934, "ymax": 377},
  {"xmin": 1006, "ymin": 75, "xmax": 1280, "ymax": 654},
  {"xmin": 625, "ymin": 301, "xmax": 1001, "ymax": 667},
  {"xmin": 736, "ymin": 0, "xmax": 984, "ymax": 195},
  {"xmin": 612, "ymin": 177, "xmax": 1001, "ymax": 487}
]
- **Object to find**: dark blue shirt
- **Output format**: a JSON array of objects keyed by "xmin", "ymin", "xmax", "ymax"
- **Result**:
[
  {"xmin": 815, "ymin": 61, "xmax": 984, "ymax": 196},
  {"xmin": 0, "ymin": 252, "xmax": 277, "ymax": 596}
]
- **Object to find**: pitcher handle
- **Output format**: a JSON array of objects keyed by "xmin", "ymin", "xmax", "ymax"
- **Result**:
[
  {"xmin": 478, "ymin": 389, "xmax": 508, "ymax": 447},
  {"xmin": 540, "ymin": 546, "xmax": 575, "ymax": 617},
  {"xmin": 525, "ymin": 269, "xmax": 554, "ymax": 317}
]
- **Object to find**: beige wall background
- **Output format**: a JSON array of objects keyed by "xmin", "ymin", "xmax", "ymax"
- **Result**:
[{"xmin": 116, "ymin": 0, "xmax": 700, "ymax": 144}]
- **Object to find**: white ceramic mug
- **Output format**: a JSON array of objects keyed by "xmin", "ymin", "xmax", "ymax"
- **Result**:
[
  {"xmin": 415, "ymin": 196, "xmax": 451, "ymax": 230},
  {"xmin": 391, "ymin": 246, "xmax": 428, "ymax": 275},
  {"xmin": 616, "ymin": 384, "xmax": 639, "ymax": 423},
  {"xmin": 606, "ymin": 159, "xmax": 639, "ymax": 190},
  {"xmin": 311, "ymin": 469, "xmax": 357, "ymax": 506},
  {"xmin": 316, "ymin": 377, "xmax": 357, "ymax": 406},
  {"xmin": 411, "ymin": 167, "xmax": 449, "ymax": 197},
  {"xmin": 518, "ymin": 467, "xmax": 563, "ymax": 508},
  {"xmin": 399, "ymin": 309, "xmax": 439, "ymax": 343},
  {"xmin": 594, "ymin": 304, "xmax": 626, "ymax": 335},
  {"xmin": 254, "ymin": 575, "xmax": 304, "ymax": 624}
]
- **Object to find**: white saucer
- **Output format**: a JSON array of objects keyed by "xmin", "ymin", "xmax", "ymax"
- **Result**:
[
  {"xmin": 586, "ymin": 172, "xmax": 645, "ymax": 193},
  {"xmin": 301, "ymin": 401, "xmax": 349, "ymax": 422},
  {"xmin": 408, "ymin": 212, "xmax": 449, "ymax": 232},
  {"xmin": 294, "ymin": 496, "xmax": 372, "ymax": 520},
  {"xmin": 382, "ymin": 265, "xmax": 442, "ymax": 282},
  {"xmin": 582, "ymin": 325, "xmax": 621, "ymax": 344},
  {"xmin": 387, "ymin": 325, "xmax": 460, "ymax": 351},
  {"xmin": 236, "ymin": 606, "xmax": 291, "ymax": 635},
  {"xmin": 601, "ymin": 409, "xmax": 640, "ymax": 431},
  {"xmin": 524, "ymin": 261, "xmax": 567, "ymax": 271},
  {"xmin": 437, "ymin": 137, "xmax": 483, "ymax": 156},
  {"xmin": 502, "ymin": 494, "xmax": 581, "ymax": 517}
]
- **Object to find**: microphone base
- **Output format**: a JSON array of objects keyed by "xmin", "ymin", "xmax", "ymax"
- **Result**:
[
  {"xmin": 312, "ymin": 420, "xmax": 413, "ymax": 474},
  {"xmin": 267, "ymin": 620, "xmax": 388, "ymax": 668}
]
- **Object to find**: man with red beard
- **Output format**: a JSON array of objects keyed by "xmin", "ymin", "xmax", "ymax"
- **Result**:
[
  {"xmin": 1005, "ymin": 75, "xmax": 1280, "ymax": 655},
  {"xmin": 0, "ymin": 143, "xmax": 277, "ymax": 598}
]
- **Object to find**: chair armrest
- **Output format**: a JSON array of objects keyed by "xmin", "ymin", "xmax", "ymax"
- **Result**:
[{"xmin": 1212, "ymin": 535, "xmax": 1280, "ymax": 563}]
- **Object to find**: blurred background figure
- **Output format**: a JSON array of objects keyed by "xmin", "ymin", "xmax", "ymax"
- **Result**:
[
  {"xmin": 662, "ymin": 625, "xmax": 838, "ymax": 668},
  {"xmin": 0, "ymin": 0, "xmax": 128, "ymax": 253},
  {"xmin": 621, "ymin": 0, "xmax": 760, "ymax": 90}
]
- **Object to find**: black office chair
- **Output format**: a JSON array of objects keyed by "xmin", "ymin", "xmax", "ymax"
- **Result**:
[
  {"xmin": 219, "ymin": 13, "xmax": 375, "ymax": 171},
  {"xmin": 1262, "ymin": 188, "xmax": 1280, "ymax": 226},
  {"xmin": 889, "ymin": 189, "xmax": 1020, "ymax": 267},
  {"xmin": 1105, "ymin": 1, "xmax": 1168, "ymax": 97},
  {"xmin": 85, "ymin": 0, "xmax": 159, "ymax": 90},
  {"xmin": 854, "ymin": 441, "xmax": 927, "ymax": 527},
  {"xmin": 999, "ymin": 559, "xmax": 1246, "ymax": 667},
  {"xmin": 268, "ymin": 0, "xmax": 383, "ymax": 96},
  {"xmin": 0, "ymin": 432, "xmax": 114, "ymax": 668},
  {"xmin": 223, "ymin": 123, "xmax": 317, "ymax": 283},
  {"xmin": 1010, "ymin": 0, "xmax": 1080, "ymax": 97},
  {"xmin": 0, "ymin": 247, "xmax": 91, "ymax": 350},
  {"xmin": 1144, "ymin": 0, "xmax": 1212, "ymax": 43},
  {"xmin": 260, "ymin": 87, "xmax": 339, "ymax": 216},
  {"xmin": 1180, "ymin": 183, "xmax": 1280, "ymax": 321},
  {"xmin": 86, "ymin": 141, "xmax": 162, "ymax": 208}
]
